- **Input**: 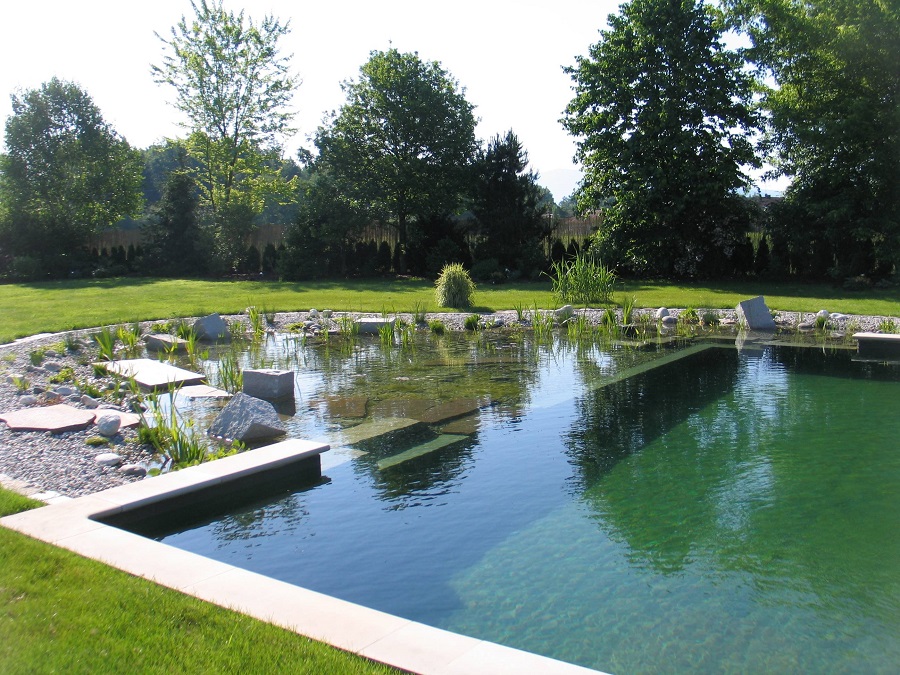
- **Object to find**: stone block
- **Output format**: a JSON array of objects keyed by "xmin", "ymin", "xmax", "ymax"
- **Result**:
[
  {"xmin": 144, "ymin": 334, "xmax": 188, "ymax": 352},
  {"xmin": 208, "ymin": 393, "xmax": 286, "ymax": 443},
  {"xmin": 854, "ymin": 332, "xmax": 900, "ymax": 359},
  {"xmin": 735, "ymin": 296, "xmax": 776, "ymax": 331},
  {"xmin": 242, "ymin": 368, "xmax": 294, "ymax": 401}
]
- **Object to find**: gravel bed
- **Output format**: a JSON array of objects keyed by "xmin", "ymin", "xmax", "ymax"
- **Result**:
[{"xmin": 1, "ymin": 307, "xmax": 896, "ymax": 500}]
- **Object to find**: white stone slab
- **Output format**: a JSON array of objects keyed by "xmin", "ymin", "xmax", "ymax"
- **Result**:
[
  {"xmin": 98, "ymin": 359, "xmax": 205, "ymax": 390},
  {"xmin": 735, "ymin": 296, "xmax": 776, "ymax": 331},
  {"xmin": 176, "ymin": 384, "xmax": 232, "ymax": 399},
  {"xmin": 355, "ymin": 317, "xmax": 396, "ymax": 334}
]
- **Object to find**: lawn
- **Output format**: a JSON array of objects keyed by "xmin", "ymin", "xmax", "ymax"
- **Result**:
[
  {"xmin": 0, "ymin": 487, "xmax": 399, "ymax": 674},
  {"xmin": 1, "ymin": 276, "xmax": 898, "ymax": 343}
]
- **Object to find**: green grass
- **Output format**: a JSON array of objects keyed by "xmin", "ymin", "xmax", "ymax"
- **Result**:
[
  {"xmin": 0, "ymin": 487, "xmax": 398, "ymax": 674},
  {"xmin": 0, "ymin": 276, "xmax": 897, "ymax": 343}
]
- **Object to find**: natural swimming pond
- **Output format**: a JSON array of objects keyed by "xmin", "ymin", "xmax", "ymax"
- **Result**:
[{"xmin": 118, "ymin": 332, "xmax": 900, "ymax": 673}]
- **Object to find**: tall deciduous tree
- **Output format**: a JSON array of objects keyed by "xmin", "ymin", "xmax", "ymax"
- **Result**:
[
  {"xmin": 152, "ymin": 0, "xmax": 298, "ymax": 271},
  {"xmin": 470, "ymin": 130, "xmax": 550, "ymax": 272},
  {"xmin": 314, "ymin": 48, "xmax": 478, "ymax": 274},
  {"xmin": 728, "ymin": 0, "xmax": 900, "ymax": 278},
  {"xmin": 0, "ymin": 78, "xmax": 143, "ymax": 265},
  {"xmin": 562, "ymin": 0, "xmax": 759, "ymax": 277}
]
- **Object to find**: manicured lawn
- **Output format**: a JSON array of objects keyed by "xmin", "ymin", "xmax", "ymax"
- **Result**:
[
  {"xmin": 0, "ymin": 488, "xmax": 399, "ymax": 674},
  {"xmin": 1, "ymin": 277, "xmax": 898, "ymax": 343}
]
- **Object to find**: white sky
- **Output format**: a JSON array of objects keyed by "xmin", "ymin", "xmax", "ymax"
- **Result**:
[{"xmin": 0, "ymin": 0, "xmax": 785, "ymax": 201}]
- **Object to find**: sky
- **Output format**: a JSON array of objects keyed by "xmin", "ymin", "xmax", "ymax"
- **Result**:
[{"xmin": 1, "ymin": 0, "xmax": 784, "ymax": 202}]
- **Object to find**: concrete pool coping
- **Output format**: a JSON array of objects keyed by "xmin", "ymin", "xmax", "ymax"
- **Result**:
[{"xmin": 1, "ymin": 438, "xmax": 604, "ymax": 675}]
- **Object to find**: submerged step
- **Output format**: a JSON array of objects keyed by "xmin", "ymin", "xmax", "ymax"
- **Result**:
[
  {"xmin": 377, "ymin": 434, "xmax": 470, "ymax": 471},
  {"xmin": 335, "ymin": 416, "xmax": 425, "ymax": 451}
]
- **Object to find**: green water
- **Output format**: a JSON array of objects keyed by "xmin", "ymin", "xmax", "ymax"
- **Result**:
[{"xmin": 153, "ymin": 336, "xmax": 900, "ymax": 673}]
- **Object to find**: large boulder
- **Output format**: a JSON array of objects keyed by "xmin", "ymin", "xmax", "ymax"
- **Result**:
[
  {"xmin": 192, "ymin": 313, "xmax": 230, "ymax": 341},
  {"xmin": 208, "ymin": 393, "xmax": 286, "ymax": 443}
]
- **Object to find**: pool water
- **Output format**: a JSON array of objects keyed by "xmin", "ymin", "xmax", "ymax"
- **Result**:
[{"xmin": 148, "ymin": 335, "xmax": 900, "ymax": 673}]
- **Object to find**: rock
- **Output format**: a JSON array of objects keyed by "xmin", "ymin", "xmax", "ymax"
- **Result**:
[
  {"xmin": 43, "ymin": 350, "xmax": 58, "ymax": 357},
  {"xmin": 831, "ymin": 313, "xmax": 847, "ymax": 321},
  {"xmin": 43, "ymin": 391, "xmax": 62, "ymax": 403},
  {"xmin": 192, "ymin": 313, "xmax": 230, "ymax": 341},
  {"xmin": 43, "ymin": 360, "xmax": 63, "ymax": 372},
  {"xmin": 735, "ymin": 296, "xmax": 776, "ymax": 331},
  {"xmin": 816, "ymin": 309, "xmax": 830, "ymax": 320},
  {"xmin": 95, "ymin": 452, "xmax": 123, "ymax": 467},
  {"xmin": 207, "ymin": 392, "xmax": 287, "ymax": 443},
  {"xmin": 309, "ymin": 308, "xmax": 319, "ymax": 318},
  {"xmin": 53, "ymin": 386, "xmax": 76, "ymax": 397},
  {"xmin": 144, "ymin": 333, "xmax": 188, "ymax": 352},
  {"xmin": 356, "ymin": 317, "xmax": 396, "ymax": 334},
  {"xmin": 321, "ymin": 309, "xmax": 332, "ymax": 319},
  {"xmin": 6, "ymin": 374, "xmax": 24, "ymax": 385},
  {"xmin": 95, "ymin": 414, "xmax": 122, "ymax": 437},
  {"xmin": 798, "ymin": 321, "xmax": 816, "ymax": 331},
  {"xmin": 18, "ymin": 395, "xmax": 37, "ymax": 406},
  {"xmin": 81, "ymin": 395, "xmax": 101, "ymax": 409},
  {"xmin": 554, "ymin": 305, "xmax": 575, "ymax": 321},
  {"xmin": 26, "ymin": 366, "xmax": 48, "ymax": 375},
  {"xmin": 119, "ymin": 464, "xmax": 147, "ymax": 477},
  {"xmin": 661, "ymin": 315, "xmax": 677, "ymax": 326},
  {"xmin": 656, "ymin": 307, "xmax": 669, "ymax": 319}
]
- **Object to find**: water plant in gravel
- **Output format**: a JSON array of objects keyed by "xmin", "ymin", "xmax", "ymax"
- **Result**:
[
  {"xmin": 412, "ymin": 302, "xmax": 427, "ymax": 324},
  {"xmin": 378, "ymin": 321, "xmax": 395, "ymax": 346},
  {"xmin": 464, "ymin": 314, "xmax": 481, "ymax": 331},
  {"xmin": 878, "ymin": 318, "xmax": 898, "ymax": 333},
  {"xmin": 212, "ymin": 346, "xmax": 243, "ymax": 393},
  {"xmin": 429, "ymin": 319, "xmax": 446, "ymax": 335},
  {"xmin": 548, "ymin": 254, "xmax": 617, "ymax": 305},
  {"xmin": 93, "ymin": 327, "xmax": 118, "ymax": 361},
  {"xmin": 621, "ymin": 294, "xmax": 637, "ymax": 325},
  {"xmin": 532, "ymin": 308, "xmax": 556, "ymax": 341},
  {"xmin": 138, "ymin": 386, "xmax": 210, "ymax": 469},
  {"xmin": 247, "ymin": 305, "xmax": 266, "ymax": 339}
]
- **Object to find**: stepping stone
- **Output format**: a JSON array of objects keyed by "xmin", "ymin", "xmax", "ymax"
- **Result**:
[
  {"xmin": 324, "ymin": 395, "xmax": 369, "ymax": 418},
  {"xmin": 355, "ymin": 317, "xmax": 396, "ymax": 334},
  {"xmin": 376, "ymin": 434, "xmax": 469, "ymax": 470},
  {"xmin": 335, "ymin": 417, "xmax": 424, "ymax": 451},
  {"xmin": 144, "ymin": 334, "xmax": 188, "ymax": 352},
  {"xmin": 417, "ymin": 398, "xmax": 483, "ymax": 424},
  {"xmin": 97, "ymin": 359, "xmax": 205, "ymax": 390},
  {"xmin": 0, "ymin": 404, "xmax": 95, "ymax": 432},
  {"xmin": 92, "ymin": 409, "xmax": 142, "ymax": 429},
  {"xmin": 441, "ymin": 415, "xmax": 480, "ymax": 435},
  {"xmin": 175, "ymin": 384, "xmax": 232, "ymax": 399},
  {"xmin": 368, "ymin": 398, "xmax": 435, "ymax": 420}
]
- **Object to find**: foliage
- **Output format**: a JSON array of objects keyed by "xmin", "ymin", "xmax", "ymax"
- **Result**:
[
  {"xmin": 152, "ymin": 0, "xmax": 299, "ymax": 271},
  {"xmin": 142, "ymin": 170, "xmax": 209, "ymax": 276},
  {"xmin": 93, "ymin": 327, "xmax": 118, "ymax": 361},
  {"xmin": 314, "ymin": 48, "xmax": 478, "ymax": 274},
  {"xmin": 434, "ymin": 263, "xmax": 476, "ymax": 308},
  {"xmin": 878, "ymin": 319, "xmax": 898, "ymax": 334},
  {"xmin": 549, "ymin": 254, "xmax": 617, "ymax": 305},
  {"xmin": 138, "ymin": 388, "xmax": 209, "ymax": 468},
  {"xmin": 562, "ymin": 0, "xmax": 759, "ymax": 277},
  {"xmin": 464, "ymin": 314, "xmax": 481, "ymax": 331},
  {"xmin": 428, "ymin": 319, "xmax": 446, "ymax": 335},
  {"xmin": 0, "ymin": 78, "xmax": 143, "ymax": 263},
  {"xmin": 728, "ymin": 0, "xmax": 900, "ymax": 279},
  {"xmin": 469, "ymin": 130, "xmax": 550, "ymax": 272}
]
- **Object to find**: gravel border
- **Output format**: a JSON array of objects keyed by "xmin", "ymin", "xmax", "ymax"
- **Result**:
[{"xmin": 1, "ymin": 307, "xmax": 897, "ymax": 500}]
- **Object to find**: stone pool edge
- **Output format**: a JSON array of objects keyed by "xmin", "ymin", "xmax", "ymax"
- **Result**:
[{"xmin": 1, "ymin": 438, "xmax": 604, "ymax": 675}]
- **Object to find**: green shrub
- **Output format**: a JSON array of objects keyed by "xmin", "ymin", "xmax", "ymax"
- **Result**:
[
  {"xmin": 464, "ymin": 314, "xmax": 480, "ymax": 331},
  {"xmin": 428, "ymin": 319, "xmax": 446, "ymax": 335},
  {"xmin": 435, "ymin": 263, "xmax": 476, "ymax": 308}
]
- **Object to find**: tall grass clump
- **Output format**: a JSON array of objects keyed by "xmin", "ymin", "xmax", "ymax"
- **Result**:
[
  {"xmin": 93, "ymin": 327, "xmax": 118, "ymax": 361},
  {"xmin": 138, "ymin": 387, "xmax": 207, "ymax": 469},
  {"xmin": 548, "ymin": 254, "xmax": 617, "ymax": 306},
  {"xmin": 435, "ymin": 263, "xmax": 476, "ymax": 308}
]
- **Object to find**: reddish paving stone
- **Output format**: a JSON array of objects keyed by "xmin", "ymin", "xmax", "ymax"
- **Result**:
[{"xmin": 0, "ymin": 404, "xmax": 96, "ymax": 432}]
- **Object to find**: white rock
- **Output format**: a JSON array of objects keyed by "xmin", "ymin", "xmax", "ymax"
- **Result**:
[
  {"xmin": 43, "ymin": 361, "xmax": 63, "ymax": 372},
  {"xmin": 95, "ymin": 414, "xmax": 122, "ymax": 437},
  {"xmin": 816, "ymin": 309, "xmax": 830, "ymax": 319},
  {"xmin": 321, "ymin": 309, "xmax": 332, "ymax": 319},
  {"xmin": 661, "ymin": 315, "xmax": 678, "ymax": 326},
  {"xmin": 554, "ymin": 305, "xmax": 575, "ymax": 320},
  {"xmin": 81, "ymin": 395, "xmax": 101, "ymax": 409},
  {"xmin": 54, "ymin": 386, "xmax": 76, "ymax": 397},
  {"xmin": 95, "ymin": 452, "xmax": 123, "ymax": 467},
  {"xmin": 656, "ymin": 307, "xmax": 670, "ymax": 319},
  {"xmin": 309, "ymin": 308, "xmax": 319, "ymax": 318},
  {"xmin": 19, "ymin": 395, "xmax": 37, "ymax": 406}
]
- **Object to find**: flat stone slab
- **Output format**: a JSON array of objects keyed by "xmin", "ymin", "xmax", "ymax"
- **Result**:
[
  {"xmin": 0, "ymin": 404, "xmax": 96, "ymax": 432},
  {"xmin": 93, "ymin": 409, "xmax": 142, "ymax": 429},
  {"xmin": 144, "ymin": 334, "xmax": 188, "ymax": 353},
  {"xmin": 854, "ymin": 332, "xmax": 900, "ymax": 358},
  {"xmin": 416, "ymin": 398, "xmax": 484, "ymax": 424},
  {"xmin": 355, "ymin": 317, "xmax": 396, "ymax": 335},
  {"xmin": 377, "ymin": 434, "xmax": 469, "ymax": 471},
  {"xmin": 336, "ymin": 417, "xmax": 424, "ymax": 449},
  {"xmin": 441, "ymin": 415, "xmax": 480, "ymax": 435},
  {"xmin": 176, "ymin": 384, "xmax": 232, "ymax": 399},
  {"xmin": 735, "ymin": 295, "xmax": 776, "ymax": 331},
  {"xmin": 368, "ymin": 398, "xmax": 435, "ymax": 420},
  {"xmin": 98, "ymin": 359, "xmax": 205, "ymax": 390}
]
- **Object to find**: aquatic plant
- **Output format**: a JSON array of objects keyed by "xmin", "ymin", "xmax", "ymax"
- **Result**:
[
  {"xmin": 435, "ymin": 263, "xmax": 476, "ymax": 308},
  {"xmin": 11, "ymin": 375, "xmax": 30, "ymax": 393},
  {"xmin": 247, "ymin": 306, "xmax": 266, "ymax": 339},
  {"xmin": 548, "ymin": 254, "xmax": 616, "ymax": 305},
  {"xmin": 878, "ymin": 318, "xmax": 898, "ymax": 333},
  {"xmin": 681, "ymin": 307, "xmax": 699, "ymax": 324},
  {"xmin": 464, "ymin": 314, "xmax": 481, "ymax": 331},
  {"xmin": 412, "ymin": 302, "xmax": 428, "ymax": 324},
  {"xmin": 620, "ymin": 295, "xmax": 637, "ymax": 325},
  {"xmin": 214, "ymin": 347, "xmax": 243, "ymax": 393},
  {"xmin": 93, "ymin": 327, "xmax": 118, "ymax": 361},
  {"xmin": 337, "ymin": 315, "xmax": 359, "ymax": 338},
  {"xmin": 428, "ymin": 319, "xmax": 446, "ymax": 335},
  {"xmin": 532, "ymin": 307, "xmax": 555, "ymax": 341},
  {"xmin": 513, "ymin": 303, "xmax": 527, "ymax": 322},
  {"xmin": 117, "ymin": 323, "xmax": 143, "ymax": 358},
  {"xmin": 701, "ymin": 311, "xmax": 720, "ymax": 327},
  {"xmin": 138, "ymin": 387, "xmax": 208, "ymax": 469},
  {"xmin": 378, "ymin": 321, "xmax": 395, "ymax": 346}
]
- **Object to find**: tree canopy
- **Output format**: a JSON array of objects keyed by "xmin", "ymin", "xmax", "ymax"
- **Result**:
[
  {"xmin": 152, "ymin": 0, "xmax": 299, "ymax": 270},
  {"xmin": 562, "ymin": 0, "xmax": 759, "ymax": 277},
  {"xmin": 470, "ymin": 130, "xmax": 550, "ymax": 273},
  {"xmin": 728, "ymin": 0, "xmax": 900, "ymax": 278},
  {"xmin": 0, "ymin": 78, "xmax": 143, "ymax": 263},
  {"xmin": 314, "ymin": 48, "xmax": 478, "ymax": 274}
]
